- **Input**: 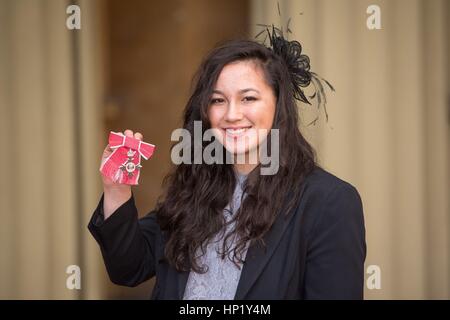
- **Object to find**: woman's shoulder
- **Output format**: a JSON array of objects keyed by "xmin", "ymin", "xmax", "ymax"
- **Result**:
[
  {"xmin": 299, "ymin": 166, "xmax": 362, "ymax": 218},
  {"xmin": 288, "ymin": 165, "xmax": 365, "ymax": 249},
  {"xmin": 304, "ymin": 165, "xmax": 358, "ymax": 197}
]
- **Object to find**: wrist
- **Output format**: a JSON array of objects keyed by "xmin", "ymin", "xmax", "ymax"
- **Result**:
[
  {"xmin": 103, "ymin": 184, "xmax": 131, "ymax": 196},
  {"xmin": 103, "ymin": 185, "xmax": 132, "ymax": 219}
]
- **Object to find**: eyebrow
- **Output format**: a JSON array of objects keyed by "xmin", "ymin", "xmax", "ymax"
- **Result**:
[{"xmin": 212, "ymin": 88, "xmax": 260, "ymax": 95}]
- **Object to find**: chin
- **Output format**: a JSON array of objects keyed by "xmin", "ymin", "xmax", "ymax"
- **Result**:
[
  {"xmin": 224, "ymin": 142, "xmax": 259, "ymax": 161},
  {"xmin": 224, "ymin": 147, "xmax": 248, "ymax": 156}
]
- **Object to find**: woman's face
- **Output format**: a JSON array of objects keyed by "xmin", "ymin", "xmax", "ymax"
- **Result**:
[{"xmin": 207, "ymin": 60, "xmax": 276, "ymax": 158}]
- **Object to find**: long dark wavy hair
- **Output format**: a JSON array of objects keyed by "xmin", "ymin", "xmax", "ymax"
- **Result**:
[{"xmin": 156, "ymin": 36, "xmax": 321, "ymax": 273}]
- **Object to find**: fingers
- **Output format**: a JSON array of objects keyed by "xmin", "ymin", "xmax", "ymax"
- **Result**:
[
  {"xmin": 123, "ymin": 129, "xmax": 143, "ymax": 141},
  {"xmin": 134, "ymin": 132, "xmax": 143, "ymax": 141}
]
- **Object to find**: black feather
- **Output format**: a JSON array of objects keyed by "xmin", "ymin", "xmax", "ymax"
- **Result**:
[{"xmin": 255, "ymin": 23, "xmax": 335, "ymax": 125}]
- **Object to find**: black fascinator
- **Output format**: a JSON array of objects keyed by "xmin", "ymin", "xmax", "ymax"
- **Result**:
[{"xmin": 256, "ymin": 23, "xmax": 335, "ymax": 125}]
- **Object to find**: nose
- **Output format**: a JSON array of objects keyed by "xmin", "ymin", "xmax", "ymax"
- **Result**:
[{"xmin": 224, "ymin": 100, "xmax": 243, "ymax": 122}]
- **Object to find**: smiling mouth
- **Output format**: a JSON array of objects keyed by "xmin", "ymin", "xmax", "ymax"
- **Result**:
[{"xmin": 223, "ymin": 126, "xmax": 253, "ymax": 138}]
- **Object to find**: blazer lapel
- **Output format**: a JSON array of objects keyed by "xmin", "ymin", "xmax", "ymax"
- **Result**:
[
  {"xmin": 234, "ymin": 202, "xmax": 299, "ymax": 299},
  {"xmin": 176, "ymin": 270, "xmax": 190, "ymax": 299},
  {"xmin": 174, "ymin": 187, "xmax": 306, "ymax": 300},
  {"xmin": 174, "ymin": 209, "xmax": 297, "ymax": 300}
]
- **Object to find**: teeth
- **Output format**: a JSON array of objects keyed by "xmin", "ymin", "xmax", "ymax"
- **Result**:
[{"xmin": 226, "ymin": 128, "xmax": 248, "ymax": 134}]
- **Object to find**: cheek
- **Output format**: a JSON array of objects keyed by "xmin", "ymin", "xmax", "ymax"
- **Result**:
[
  {"xmin": 207, "ymin": 107, "xmax": 221, "ymax": 127},
  {"xmin": 251, "ymin": 102, "xmax": 276, "ymax": 129}
]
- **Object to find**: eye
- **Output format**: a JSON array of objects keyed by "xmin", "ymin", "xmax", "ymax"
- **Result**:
[
  {"xmin": 243, "ymin": 96, "xmax": 257, "ymax": 102},
  {"xmin": 210, "ymin": 98, "xmax": 225, "ymax": 105}
]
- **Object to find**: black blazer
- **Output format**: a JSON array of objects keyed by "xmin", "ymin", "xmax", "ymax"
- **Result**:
[{"xmin": 88, "ymin": 166, "xmax": 366, "ymax": 299}]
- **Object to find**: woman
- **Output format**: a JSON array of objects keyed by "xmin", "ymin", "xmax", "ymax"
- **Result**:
[{"xmin": 88, "ymin": 29, "xmax": 366, "ymax": 300}]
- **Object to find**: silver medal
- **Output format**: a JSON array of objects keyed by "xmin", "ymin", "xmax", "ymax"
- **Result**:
[{"xmin": 120, "ymin": 149, "xmax": 142, "ymax": 178}]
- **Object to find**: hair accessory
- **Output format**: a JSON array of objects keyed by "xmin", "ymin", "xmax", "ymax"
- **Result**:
[{"xmin": 256, "ymin": 21, "xmax": 335, "ymax": 126}]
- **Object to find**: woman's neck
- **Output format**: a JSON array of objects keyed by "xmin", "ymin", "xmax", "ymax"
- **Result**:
[{"xmin": 233, "ymin": 163, "xmax": 257, "ymax": 175}]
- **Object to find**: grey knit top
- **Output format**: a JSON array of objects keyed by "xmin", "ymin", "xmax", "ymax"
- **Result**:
[{"xmin": 182, "ymin": 172, "xmax": 248, "ymax": 300}]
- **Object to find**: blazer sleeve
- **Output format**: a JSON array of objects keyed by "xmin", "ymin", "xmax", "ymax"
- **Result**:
[
  {"xmin": 87, "ymin": 192, "xmax": 160, "ymax": 287},
  {"xmin": 303, "ymin": 183, "xmax": 367, "ymax": 299}
]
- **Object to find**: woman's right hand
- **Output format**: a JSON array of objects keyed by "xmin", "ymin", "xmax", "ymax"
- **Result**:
[{"xmin": 101, "ymin": 129, "xmax": 143, "ymax": 219}]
